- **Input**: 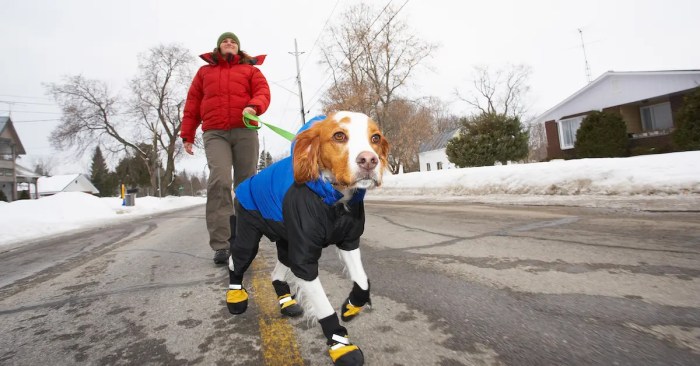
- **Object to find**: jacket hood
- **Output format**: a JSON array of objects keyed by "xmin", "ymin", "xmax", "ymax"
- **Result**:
[{"xmin": 199, "ymin": 52, "xmax": 267, "ymax": 66}]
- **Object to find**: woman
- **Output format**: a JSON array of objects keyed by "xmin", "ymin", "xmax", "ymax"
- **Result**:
[{"xmin": 181, "ymin": 32, "xmax": 271, "ymax": 264}]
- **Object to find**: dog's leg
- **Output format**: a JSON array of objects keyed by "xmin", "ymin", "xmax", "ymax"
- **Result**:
[
  {"xmin": 226, "ymin": 209, "xmax": 263, "ymax": 315},
  {"xmin": 338, "ymin": 248, "xmax": 371, "ymax": 322},
  {"xmin": 300, "ymin": 277, "xmax": 364, "ymax": 365},
  {"xmin": 271, "ymin": 259, "xmax": 303, "ymax": 317}
]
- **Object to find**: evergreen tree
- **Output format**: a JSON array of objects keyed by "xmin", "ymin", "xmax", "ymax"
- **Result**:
[
  {"xmin": 574, "ymin": 111, "xmax": 628, "ymax": 158},
  {"xmin": 672, "ymin": 88, "xmax": 700, "ymax": 151},
  {"xmin": 257, "ymin": 150, "xmax": 275, "ymax": 171},
  {"xmin": 115, "ymin": 152, "xmax": 151, "ymax": 194},
  {"xmin": 0, "ymin": 189, "xmax": 8, "ymax": 202},
  {"xmin": 446, "ymin": 113, "xmax": 529, "ymax": 167},
  {"xmin": 90, "ymin": 146, "xmax": 117, "ymax": 197},
  {"xmin": 258, "ymin": 150, "xmax": 267, "ymax": 171}
]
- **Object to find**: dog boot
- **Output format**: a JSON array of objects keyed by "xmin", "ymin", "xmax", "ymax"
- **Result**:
[
  {"xmin": 226, "ymin": 284, "xmax": 248, "ymax": 314},
  {"xmin": 328, "ymin": 334, "xmax": 363, "ymax": 366},
  {"xmin": 320, "ymin": 314, "xmax": 364, "ymax": 365},
  {"xmin": 340, "ymin": 281, "xmax": 371, "ymax": 322},
  {"xmin": 272, "ymin": 280, "xmax": 303, "ymax": 317}
]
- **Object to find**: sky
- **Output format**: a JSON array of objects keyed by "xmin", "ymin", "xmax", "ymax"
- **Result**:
[
  {"xmin": 1, "ymin": 0, "xmax": 699, "ymax": 175},
  {"xmin": 1, "ymin": 151, "xmax": 698, "ymax": 249}
]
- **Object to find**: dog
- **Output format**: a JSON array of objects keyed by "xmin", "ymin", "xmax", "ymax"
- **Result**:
[{"xmin": 226, "ymin": 111, "xmax": 389, "ymax": 365}]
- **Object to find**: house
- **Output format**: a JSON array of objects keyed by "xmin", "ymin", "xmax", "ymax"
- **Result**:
[
  {"xmin": 534, "ymin": 70, "xmax": 700, "ymax": 160},
  {"xmin": 0, "ymin": 116, "xmax": 36, "ymax": 202},
  {"xmin": 418, "ymin": 128, "xmax": 459, "ymax": 172},
  {"xmin": 37, "ymin": 174, "xmax": 100, "ymax": 197}
]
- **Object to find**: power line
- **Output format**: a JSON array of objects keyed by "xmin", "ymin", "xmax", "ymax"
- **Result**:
[
  {"xmin": 11, "ymin": 118, "xmax": 61, "ymax": 123},
  {"xmin": 0, "ymin": 99, "xmax": 56, "ymax": 106},
  {"xmin": 0, "ymin": 94, "xmax": 53, "ymax": 101},
  {"xmin": 300, "ymin": 0, "xmax": 342, "ymax": 72},
  {"xmin": 0, "ymin": 109, "xmax": 61, "ymax": 115}
]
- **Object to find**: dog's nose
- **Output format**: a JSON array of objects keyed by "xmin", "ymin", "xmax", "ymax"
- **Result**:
[{"xmin": 356, "ymin": 151, "xmax": 378, "ymax": 171}]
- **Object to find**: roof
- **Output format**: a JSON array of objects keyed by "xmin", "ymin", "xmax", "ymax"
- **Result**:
[
  {"xmin": 419, "ymin": 128, "xmax": 460, "ymax": 153},
  {"xmin": 533, "ymin": 70, "xmax": 700, "ymax": 125},
  {"xmin": 0, "ymin": 116, "xmax": 27, "ymax": 155},
  {"xmin": 15, "ymin": 163, "xmax": 41, "ymax": 179},
  {"xmin": 38, "ymin": 174, "xmax": 99, "ymax": 195}
]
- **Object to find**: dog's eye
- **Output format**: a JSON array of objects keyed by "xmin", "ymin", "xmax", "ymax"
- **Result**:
[
  {"xmin": 333, "ymin": 132, "xmax": 347, "ymax": 142},
  {"xmin": 371, "ymin": 134, "xmax": 381, "ymax": 144}
]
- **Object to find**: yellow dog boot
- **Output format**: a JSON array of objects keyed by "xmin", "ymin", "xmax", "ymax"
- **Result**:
[
  {"xmin": 226, "ymin": 285, "xmax": 248, "ymax": 314},
  {"xmin": 340, "ymin": 281, "xmax": 371, "ymax": 322},
  {"xmin": 328, "ymin": 334, "xmax": 364, "ymax": 366},
  {"xmin": 272, "ymin": 280, "xmax": 303, "ymax": 317}
]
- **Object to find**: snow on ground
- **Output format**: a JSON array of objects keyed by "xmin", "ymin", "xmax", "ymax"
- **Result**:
[
  {"xmin": 1, "ymin": 151, "xmax": 698, "ymax": 248},
  {"xmin": 369, "ymin": 151, "xmax": 700, "ymax": 211},
  {"xmin": 0, "ymin": 193, "xmax": 205, "ymax": 248}
]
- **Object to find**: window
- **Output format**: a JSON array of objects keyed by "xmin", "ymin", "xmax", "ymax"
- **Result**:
[
  {"xmin": 437, "ymin": 162, "xmax": 443, "ymax": 170},
  {"xmin": 640, "ymin": 102, "xmax": 673, "ymax": 131},
  {"xmin": 558, "ymin": 116, "xmax": 584, "ymax": 149},
  {"xmin": 426, "ymin": 163, "xmax": 431, "ymax": 171}
]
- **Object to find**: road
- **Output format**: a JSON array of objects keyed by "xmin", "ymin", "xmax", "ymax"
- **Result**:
[{"xmin": 1, "ymin": 200, "xmax": 699, "ymax": 365}]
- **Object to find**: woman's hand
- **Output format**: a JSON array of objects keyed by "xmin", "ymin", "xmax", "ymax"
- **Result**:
[
  {"xmin": 242, "ymin": 106, "xmax": 257, "ymax": 116},
  {"xmin": 184, "ymin": 142, "xmax": 194, "ymax": 155}
]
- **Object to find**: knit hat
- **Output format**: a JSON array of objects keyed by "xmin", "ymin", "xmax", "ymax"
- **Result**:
[{"xmin": 217, "ymin": 32, "xmax": 240, "ymax": 49}]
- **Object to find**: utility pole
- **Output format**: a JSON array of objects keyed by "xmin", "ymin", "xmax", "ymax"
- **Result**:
[
  {"xmin": 157, "ymin": 166, "xmax": 162, "ymax": 198},
  {"xmin": 289, "ymin": 39, "xmax": 306, "ymax": 127},
  {"xmin": 578, "ymin": 28, "xmax": 593, "ymax": 84}
]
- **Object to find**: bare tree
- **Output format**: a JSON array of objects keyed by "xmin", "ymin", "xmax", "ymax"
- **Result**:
[
  {"xmin": 128, "ymin": 44, "xmax": 194, "ymax": 194},
  {"xmin": 384, "ymin": 99, "xmax": 434, "ymax": 172},
  {"xmin": 45, "ymin": 44, "xmax": 194, "ymax": 195},
  {"xmin": 319, "ymin": 3, "xmax": 438, "ymax": 173},
  {"xmin": 31, "ymin": 155, "xmax": 57, "ymax": 176},
  {"xmin": 527, "ymin": 121, "xmax": 548, "ymax": 162},
  {"xmin": 456, "ymin": 64, "xmax": 532, "ymax": 119}
]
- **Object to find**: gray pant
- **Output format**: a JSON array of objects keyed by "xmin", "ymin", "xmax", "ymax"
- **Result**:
[{"xmin": 203, "ymin": 128, "xmax": 259, "ymax": 251}]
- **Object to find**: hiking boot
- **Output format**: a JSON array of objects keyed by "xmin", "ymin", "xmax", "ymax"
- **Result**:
[{"xmin": 213, "ymin": 249, "xmax": 229, "ymax": 265}]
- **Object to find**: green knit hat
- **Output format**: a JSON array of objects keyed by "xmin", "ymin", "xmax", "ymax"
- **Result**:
[{"xmin": 217, "ymin": 32, "xmax": 240, "ymax": 49}]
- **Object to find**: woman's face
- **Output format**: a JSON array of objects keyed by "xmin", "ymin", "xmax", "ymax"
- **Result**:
[{"xmin": 220, "ymin": 38, "xmax": 239, "ymax": 55}]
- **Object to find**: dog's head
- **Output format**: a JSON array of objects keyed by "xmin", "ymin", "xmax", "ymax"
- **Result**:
[{"xmin": 292, "ymin": 111, "xmax": 390, "ymax": 189}]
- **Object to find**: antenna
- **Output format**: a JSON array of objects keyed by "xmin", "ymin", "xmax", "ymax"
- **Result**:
[
  {"xmin": 578, "ymin": 28, "xmax": 593, "ymax": 83},
  {"xmin": 289, "ymin": 39, "xmax": 306, "ymax": 127}
]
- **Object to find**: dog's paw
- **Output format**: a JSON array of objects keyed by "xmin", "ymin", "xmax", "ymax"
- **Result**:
[
  {"xmin": 226, "ymin": 289, "xmax": 248, "ymax": 314},
  {"xmin": 328, "ymin": 334, "xmax": 364, "ymax": 366},
  {"xmin": 278, "ymin": 294, "xmax": 303, "ymax": 317},
  {"xmin": 340, "ymin": 297, "xmax": 370, "ymax": 322}
]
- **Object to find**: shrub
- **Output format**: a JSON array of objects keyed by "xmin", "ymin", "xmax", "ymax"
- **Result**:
[
  {"xmin": 672, "ymin": 88, "xmax": 700, "ymax": 151},
  {"xmin": 446, "ymin": 113, "xmax": 529, "ymax": 167},
  {"xmin": 0, "ymin": 189, "xmax": 7, "ymax": 202},
  {"xmin": 574, "ymin": 111, "xmax": 628, "ymax": 158}
]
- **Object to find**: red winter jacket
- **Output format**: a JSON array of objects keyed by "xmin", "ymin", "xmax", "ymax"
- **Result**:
[{"xmin": 181, "ymin": 52, "xmax": 271, "ymax": 143}]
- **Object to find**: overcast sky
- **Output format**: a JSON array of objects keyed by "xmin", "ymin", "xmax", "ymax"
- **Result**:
[{"xmin": 1, "ymin": 0, "xmax": 698, "ymax": 175}]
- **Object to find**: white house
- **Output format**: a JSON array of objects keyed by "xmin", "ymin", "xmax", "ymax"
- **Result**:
[
  {"xmin": 417, "ymin": 128, "xmax": 459, "ymax": 172},
  {"xmin": 533, "ymin": 70, "xmax": 700, "ymax": 160},
  {"xmin": 37, "ymin": 174, "xmax": 99, "ymax": 197}
]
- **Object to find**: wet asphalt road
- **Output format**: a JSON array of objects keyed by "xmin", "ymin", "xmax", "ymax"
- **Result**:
[{"xmin": 1, "ymin": 200, "xmax": 699, "ymax": 365}]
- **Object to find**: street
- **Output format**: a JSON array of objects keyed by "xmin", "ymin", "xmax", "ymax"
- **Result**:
[{"xmin": 1, "ymin": 200, "xmax": 699, "ymax": 365}]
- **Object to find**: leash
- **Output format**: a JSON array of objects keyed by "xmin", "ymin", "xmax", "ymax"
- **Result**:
[{"xmin": 243, "ymin": 113, "xmax": 296, "ymax": 141}]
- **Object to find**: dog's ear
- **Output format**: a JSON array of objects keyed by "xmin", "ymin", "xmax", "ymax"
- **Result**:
[{"xmin": 293, "ymin": 126, "xmax": 321, "ymax": 183}]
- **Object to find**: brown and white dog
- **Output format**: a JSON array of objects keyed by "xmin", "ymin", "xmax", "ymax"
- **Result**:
[{"xmin": 227, "ymin": 111, "xmax": 389, "ymax": 365}]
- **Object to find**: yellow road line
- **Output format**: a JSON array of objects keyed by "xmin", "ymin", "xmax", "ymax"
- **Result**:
[{"xmin": 251, "ymin": 254, "xmax": 304, "ymax": 366}]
